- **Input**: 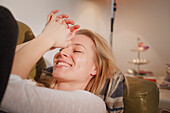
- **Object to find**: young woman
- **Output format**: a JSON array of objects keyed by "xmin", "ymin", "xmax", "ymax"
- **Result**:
[
  {"xmin": 41, "ymin": 29, "xmax": 125, "ymax": 113},
  {"xmin": 0, "ymin": 8, "xmax": 106, "ymax": 113},
  {"xmin": 2, "ymin": 9, "xmax": 124, "ymax": 113}
]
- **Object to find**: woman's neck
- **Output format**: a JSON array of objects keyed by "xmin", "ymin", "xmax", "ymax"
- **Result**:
[{"xmin": 53, "ymin": 81, "xmax": 88, "ymax": 91}]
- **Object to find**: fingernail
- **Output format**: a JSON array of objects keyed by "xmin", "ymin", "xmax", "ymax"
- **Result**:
[{"xmin": 72, "ymin": 21, "xmax": 75, "ymax": 24}]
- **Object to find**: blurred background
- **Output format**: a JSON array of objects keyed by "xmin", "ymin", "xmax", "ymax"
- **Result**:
[{"xmin": 1, "ymin": 0, "xmax": 170, "ymax": 77}]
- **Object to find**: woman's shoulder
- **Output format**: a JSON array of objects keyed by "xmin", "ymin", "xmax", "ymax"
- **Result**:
[
  {"xmin": 100, "ymin": 71, "xmax": 125, "ymax": 97},
  {"xmin": 111, "ymin": 71, "xmax": 125, "ymax": 97},
  {"xmin": 99, "ymin": 71, "xmax": 125, "ymax": 112},
  {"xmin": 10, "ymin": 74, "xmax": 37, "ymax": 86},
  {"xmin": 114, "ymin": 71, "xmax": 125, "ymax": 82}
]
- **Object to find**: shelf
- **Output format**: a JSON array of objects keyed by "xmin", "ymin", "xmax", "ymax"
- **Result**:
[
  {"xmin": 131, "ymin": 47, "xmax": 148, "ymax": 52},
  {"xmin": 128, "ymin": 59, "xmax": 149, "ymax": 65},
  {"xmin": 129, "ymin": 38, "xmax": 150, "ymax": 73}
]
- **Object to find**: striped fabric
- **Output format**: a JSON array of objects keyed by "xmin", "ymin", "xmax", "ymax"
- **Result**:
[
  {"xmin": 99, "ymin": 72, "xmax": 125, "ymax": 113},
  {"xmin": 39, "ymin": 67, "xmax": 125, "ymax": 113}
]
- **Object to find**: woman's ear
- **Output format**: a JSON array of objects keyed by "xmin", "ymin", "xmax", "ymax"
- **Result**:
[{"xmin": 90, "ymin": 65, "xmax": 97, "ymax": 76}]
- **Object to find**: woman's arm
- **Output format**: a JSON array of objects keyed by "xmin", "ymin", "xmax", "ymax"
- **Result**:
[
  {"xmin": 1, "ymin": 74, "xmax": 106, "ymax": 113},
  {"xmin": 15, "ymin": 41, "xmax": 30, "ymax": 52},
  {"xmin": 11, "ymin": 35, "xmax": 54, "ymax": 79},
  {"xmin": 11, "ymin": 10, "xmax": 78, "ymax": 79}
]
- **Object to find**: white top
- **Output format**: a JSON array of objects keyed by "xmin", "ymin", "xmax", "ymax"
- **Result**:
[{"xmin": 0, "ymin": 74, "xmax": 106, "ymax": 113}]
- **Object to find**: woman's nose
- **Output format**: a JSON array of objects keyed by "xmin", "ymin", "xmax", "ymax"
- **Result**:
[{"xmin": 60, "ymin": 49, "xmax": 70, "ymax": 58}]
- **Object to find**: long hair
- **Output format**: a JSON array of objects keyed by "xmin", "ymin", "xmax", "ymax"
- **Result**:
[
  {"xmin": 36, "ymin": 29, "xmax": 122, "ymax": 101},
  {"xmin": 76, "ymin": 29, "xmax": 121, "ymax": 100}
]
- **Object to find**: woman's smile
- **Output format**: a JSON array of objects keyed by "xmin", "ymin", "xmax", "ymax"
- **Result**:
[{"xmin": 55, "ymin": 60, "xmax": 72, "ymax": 68}]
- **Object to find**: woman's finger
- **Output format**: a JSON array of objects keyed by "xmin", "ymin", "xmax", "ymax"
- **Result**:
[
  {"xmin": 70, "ymin": 25, "xmax": 80, "ymax": 32},
  {"xmin": 63, "ymin": 19, "xmax": 75, "ymax": 25},
  {"xmin": 57, "ymin": 19, "xmax": 63, "ymax": 24},
  {"xmin": 67, "ymin": 30, "xmax": 78, "ymax": 41},
  {"xmin": 62, "ymin": 20, "xmax": 69, "ymax": 28},
  {"xmin": 56, "ymin": 14, "xmax": 69, "ymax": 21},
  {"xmin": 51, "ymin": 14, "xmax": 57, "ymax": 21},
  {"xmin": 47, "ymin": 9, "xmax": 59, "ymax": 24}
]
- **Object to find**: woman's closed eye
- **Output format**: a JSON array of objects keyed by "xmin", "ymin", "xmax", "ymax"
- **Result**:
[{"xmin": 73, "ymin": 50, "xmax": 82, "ymax": 53}]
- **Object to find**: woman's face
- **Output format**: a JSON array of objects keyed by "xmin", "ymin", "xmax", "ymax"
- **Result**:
[{"xmin": 52, "ymin": 34, "xmax": 97, "ymax": 83}]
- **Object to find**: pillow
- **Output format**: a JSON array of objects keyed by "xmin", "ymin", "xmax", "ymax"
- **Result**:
[{"xmin": 39, "ymin": 67, "xmax": 125, "ymax": 113}]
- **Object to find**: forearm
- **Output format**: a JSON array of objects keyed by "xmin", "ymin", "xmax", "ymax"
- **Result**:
[
  {"xmin": 11, "ymin": 12, "xmax": 78, "ymax": 79},
  {"xmin": 11, "ymin": 35, "xmax": 53, "ymax": 79},
  {"xmin": 15, "ymin": 41, "xmax": 30, "ymax": 52}
]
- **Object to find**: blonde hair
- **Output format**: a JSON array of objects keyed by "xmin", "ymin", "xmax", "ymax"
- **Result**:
[
  {"xmin": 36, "ymin": 29, "xmax": 122, "ymax": 101},
  {"xmin": 76, "ymin": 29, "xmax": 120, "ymax": 100}
]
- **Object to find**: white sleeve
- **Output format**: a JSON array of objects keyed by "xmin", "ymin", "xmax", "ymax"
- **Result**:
[{"xmin": 0, "ymin": 74, "xmax": 106, "ymax": 113}]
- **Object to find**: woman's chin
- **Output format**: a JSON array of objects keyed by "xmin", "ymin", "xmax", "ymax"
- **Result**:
[{"xmin": 52, "ymin": 72, "xmax": 67, "ymax": 81}]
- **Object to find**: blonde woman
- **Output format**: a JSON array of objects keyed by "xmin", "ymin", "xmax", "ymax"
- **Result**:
[
  {"xmin": 40, "ymin": 29, "xmax": 125, "ymax": 113},
  {"xmin": 1, "ymin": 9, "xmax": 106, "ymax": 113},
  {"xmin": 1, "ymin": 9, "xmax": 124, "ymax": 113}
]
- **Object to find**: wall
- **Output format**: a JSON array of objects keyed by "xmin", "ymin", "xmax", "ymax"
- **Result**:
[
  {"xmin": 0, "ymin": 0, "xmax": 111, "ymax": 67},
  {"xmin": 2, "ymin": 0, "xmax": 168, "ymax": 77},
  {"xmin": 113, "ymin": 0, "xmax": 170, "ymax": 76}
]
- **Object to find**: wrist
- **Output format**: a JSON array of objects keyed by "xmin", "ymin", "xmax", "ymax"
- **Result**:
[{"xmin": 37, "ymin": 33, "xmax": 55, "ymax": 50}]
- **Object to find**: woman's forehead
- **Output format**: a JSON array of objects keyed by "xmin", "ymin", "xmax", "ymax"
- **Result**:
[{"xmin": 71, "ymin": 34, "xmax": 94, "ymax": 48}]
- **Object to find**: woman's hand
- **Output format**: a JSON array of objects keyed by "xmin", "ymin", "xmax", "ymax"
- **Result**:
[
  {"xmin": 46, "ymin": 9, "xmax": 80, "ymax": 32},
  {"xmin": 11, "ymin": 9, "xmax": 80, "ymax": 79},
  {"xmin": 41, "ymin": 10, "xmax": 80, "ymax": 49}
]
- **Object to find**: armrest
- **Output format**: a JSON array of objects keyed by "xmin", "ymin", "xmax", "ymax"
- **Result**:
[{"xmin": 123, "ymin": 77, "xmax": 159, "ymax": 113}]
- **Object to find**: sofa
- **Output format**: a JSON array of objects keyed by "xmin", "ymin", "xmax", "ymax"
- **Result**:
[
  {"xmin": 123, "ymin": 77, "xmax": 159, "ymax": 113},
  {"xmin": 17, "ymin": 21, "xmax": 159, "ymax": 113}
]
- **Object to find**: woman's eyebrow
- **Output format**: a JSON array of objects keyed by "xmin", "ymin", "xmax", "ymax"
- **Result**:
[{"xmin": 73, "ymin": 43, "xmax": 86, "ymax": 50}]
